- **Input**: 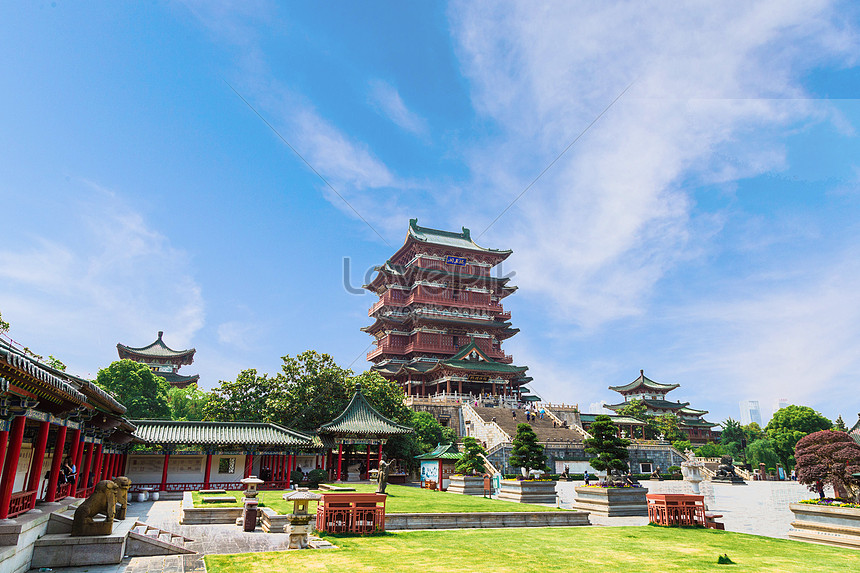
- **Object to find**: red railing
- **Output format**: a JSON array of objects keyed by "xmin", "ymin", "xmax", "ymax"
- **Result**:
[
  {"xmin": 369, "ymin": 335, "xmax": 512, "ymax": 362},
  {"xmin": 128, "ymin": 482, "xmax": 252, "ymax": 493},
  {"xmin": 54, "ymin": 482, "xmax": 72, "ymax": 500},
  {"xmin": 9, "ymin": 490, "xmax": 37, "ymax": 518},
  {"xmin": 75, "ymin": 486, "xmax": 94, "ymax": 498},
  {"xmin": 368, "ymin": 286, "xmax": 502, "ymax": 316},
  {"xmin": 315, "ymin": 492, "xmax": 387, "ymax": 534}
]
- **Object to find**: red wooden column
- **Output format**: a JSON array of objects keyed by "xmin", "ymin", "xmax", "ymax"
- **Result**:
[
  {"xmin": 92, "ymin": 444, "xmax": 104, "ymax": 484},
  {"xmin": 377, "ymin": 442, "xmax": 383, "ymax": 468},
  {"xmin": 203, "ymin": 453, "xmax": 212, "ymax": 489},
  {"xmin": 244, "ymin": 453, "xmax": 254, "ymax": 478},
  {"xmin": 0, "ymin": 416, "xmax": 27, "ymax": 519},
  {"xmin": 365, "ymin": 448, "xmax": 370, "ymax": 479},
  {"xmin": 0, "ymin": 427, "xmax": 8, "ymax": 500},
  {"xmin": 286, "ymin": 454, "xmax": 293, "ymax": 487},
  {"xmin": 279, "ymin": 454, "xmax": 286, "ymax": 481},
  {"xmin": 27, "ymin": 421, "xmax": 51, "ymax": 502},
  {"xmin": 337, "ymin": 444, "xmax": 343, "ymax": 481},
  {"xmin": 45, "ymin": 424, "xmax": 68, "ymax": 502},
  {"xmin": 102, "ymin": 452, "xmax": 111, "ymax": 479},
  {"xmin": 80, "ymin": 442, "xmax": 93, "ymax": 492},
  {"xmin": 437, "ymin": 459, "xmax": 443, "ymax": 491},
  {"xmin": 68, "ymin": 428, "xmax": 81, "ymax": 488},
  {"xmin": 160, "ymin": 453, "xmax": 170, "ymax": 492}
]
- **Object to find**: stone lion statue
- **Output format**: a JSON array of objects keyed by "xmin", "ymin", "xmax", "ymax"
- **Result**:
[
  {"xmin": 716, "ymin": 455, "xmax": 737, "ymax": 477},
  {"xmin": 72, "ymin": 476, "xmax": 132, "ymax": 536}
]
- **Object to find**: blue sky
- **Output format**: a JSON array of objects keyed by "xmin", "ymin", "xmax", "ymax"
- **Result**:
[{"xmin": 2, "ymin": 1, "xmax": 860, "ymax": 427}]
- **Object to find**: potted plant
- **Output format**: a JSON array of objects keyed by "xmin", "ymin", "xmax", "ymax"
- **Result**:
[
  {"xmin": 448, "ymin": 437, "xmax": 489, "ymax": 496},
  {"xmin": 498, "ymin": 424, "xmax": 556, "ymax": 503},
  {"xmin": 789, "ymin": 430, "xmax": 860, "ymax": 547},
  {"xmin": 572, "ymin": 415, "xmax": 647, "ymax": 516}
]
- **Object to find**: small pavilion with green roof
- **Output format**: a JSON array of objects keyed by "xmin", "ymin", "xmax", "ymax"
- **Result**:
[
  {"xmin": 415, "ymin": 442, "xmax": 462, "ymax": 490},
  {"xmin": 117, "ymin": 331, "xmax": 200, "ymax": 388},
  {"xmin": 318, "ymin": 384, "xmax": 413, "ymax": 481}
]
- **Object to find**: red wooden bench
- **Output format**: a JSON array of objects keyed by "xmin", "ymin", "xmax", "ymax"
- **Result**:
[
  {"xmin": 315, "ymin": 492, "xmax": 387, "ymax": 534},
  {"xmin": 647, "ymin": 493, "xmax": 722, "ymax": 529}
]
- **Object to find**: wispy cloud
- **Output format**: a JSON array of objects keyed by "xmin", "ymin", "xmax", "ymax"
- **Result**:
[
  {"xmin": 368, "ymin": 80, "xmax": 429, "ymax": 137},
  {"xmin": 450, "ymin": 0, "xmax": 857, "ymax": 327},
  {"xmin": 0, "ymin": 182, "xmax": 205, "ymax": 376}
]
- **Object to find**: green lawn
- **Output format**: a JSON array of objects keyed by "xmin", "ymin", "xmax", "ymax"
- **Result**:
[
  {"xmin": 192, "ymin": 484, "xmax": 562, "ymax": 514},
  {"xmin": 205, "ymin": 526, "xmax": 860, "ymax": 573}
]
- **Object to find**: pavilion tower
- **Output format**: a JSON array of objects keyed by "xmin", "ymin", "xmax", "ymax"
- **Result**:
[
  {"xmin": 117, "ymin": 331, "xmax": 199, "ymax": 389},
  {"xmin": 362, "ymin": 219, "xmax": 531, "ymax": 401}
]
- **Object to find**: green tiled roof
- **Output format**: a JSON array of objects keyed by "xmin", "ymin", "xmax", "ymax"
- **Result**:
[
  {"xmin": 407, "ymin": 219, "xmax": 512, "ymax": 256},
  {"xmin": 415, "ymin": 442, "xmax": 462, "ymax": 460},
  {"xmin": 605, "ymin": 399, "xmax": 688, "ymax": 412},
  {"xmin": 849, "ymin": 415, "xmax": 860, "ymax": 446},
  {"xmin": 319, "ymin": 385, "xmax": 413, "ymax": 436},
  {"xmin": 156, "ymin": 372, "xmax": 200, "ymax": 386},
  {"xmin": 608, "ymin": 371, "xmax": 680, "ymax": 393},
  {"xmin": 117, "ymin": 331, "xmax": 195, "ymax": 361},
  {"xmin": 678, "ymin": 406, "xmax": 708, "ymax": 416},
  {"xmin": 680, "ymin": 418, "xmax": 719, "ymax": 428},
  {"xmin": 132, "ymin": 420, "xmax": 315, "ymax": 447},
  {"xmin": 579, "ymin": 414, "xmax": 646, "ymax": 425}
]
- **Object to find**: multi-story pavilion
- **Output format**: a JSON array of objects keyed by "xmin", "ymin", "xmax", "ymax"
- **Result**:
[
  {"xmin": 117, "ymin": 331, "xmax": 199, "ymax": 388},
  {"xmin": 604, "ymin": 370, "xmax": 719, "ymax": 444},
  {"xmin": 363, "ymin": 219, "xmax": 531, "ymax": 403}
]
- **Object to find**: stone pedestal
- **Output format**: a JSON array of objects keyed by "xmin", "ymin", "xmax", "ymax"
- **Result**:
[
  {"xmin": 571, "ymin": 486, "xmax": 648, "ymax": 517},
  {"xmin": 285, "ymin": 514, "xmax": 313, "ymax": 549},
  {"xmin": 446, "ymin": 476, "xmax": 486, "ymax": 496},
  {"xmin": 497, "ymin": 480, "xmax": 557, "ymax": 504},
  {"xmin": 789, "ymin": 503, "xmax": 860, "ymax": 549},
  {"xmin": 711, "ymin": 475, "xmax": 746, "ymax": 485}
]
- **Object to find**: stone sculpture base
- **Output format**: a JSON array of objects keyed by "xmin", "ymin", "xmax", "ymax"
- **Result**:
[
  {"xmin": 571, "ymin": 486, "xmax": 648, "ymax": 517},
  {"xmin": 285, "ymin": 514, "xmax": 313, "ymax": 549},
  {"xmin": 711, "ymin": 475, "xmax": 746, "ymax": 485}
]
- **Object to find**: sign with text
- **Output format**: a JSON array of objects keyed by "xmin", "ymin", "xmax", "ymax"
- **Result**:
[
  {"xmin": 445, "ymin": 255, "xmax": 466, "ymax": 266},
  {"xmin": 468, "ymin": 374, "xmax": 490, "ymax": 382}
]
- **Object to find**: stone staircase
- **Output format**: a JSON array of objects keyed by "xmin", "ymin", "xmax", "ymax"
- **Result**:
[{"xmin": 127, "ymin": 521, "xmax": 196, "ymax": 556}]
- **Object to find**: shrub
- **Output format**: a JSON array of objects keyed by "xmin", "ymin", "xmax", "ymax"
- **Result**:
[
  {"xmin": 455, "ymin": 437, "xmax": 488, "ymax": 475},
  {"xmin": 667, "ymin": 465, "xmax": 681, "ymax": 475},
  {"xmin": 795, "ymin": 430, "xmax": 860, "ymax": 501},
  {"xmin": 307, "ymin": 468, "xmax": 328, "ymax": 487},
  {"xmin": 290, "ymin": 469, "xmax": 305, "ymax": 484},
  {"xmin": 510, "ymin": 424, "xmax": 549, "ymax": 473}
]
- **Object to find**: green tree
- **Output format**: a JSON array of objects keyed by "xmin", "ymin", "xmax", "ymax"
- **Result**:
[
  {"xmin": 694, "ymin": 442, "xmax": 725, "ymax": 458},
  {"xmin": 834, "ymin": 415, "xmax": 848, "ymax": 432},
  {"xmin": 743, "ymin": 422, "xmax": 766, "ymax": 442},
  {"xmin": 455, "ymin": 436, "xmax": 487, "ymax": 475},
  {"xmin": 204, "ymin": 368, "xmax": 274, "ymax": 422},
  {"xmin": 510, "ymin": 423, "xmax": 548, "ymax": 474},
  {"xmin": 746, "ymin": 438, "xmax": 780, "ymax": 470},
  {"xmin": 766, "ymin": 405, "xmax": 833, "ymax": 469},
  {"xmin": 672, "ymin": 439, "xmax": 692, "ymax": 453},
  {"xmin": 653, "ymin": 413, "xmax": 684, "ymax": 442},
  {"xmin": 168, "ymin": 383, "xmax": 211, "ymax": 421},
  {"xmin": 411, "ymin": 411, "xmax": 456, "ymax": 454},
  {"xmin": 96, "ymin": 359, "xmax": 170, "ymax": 419},
  {"xmin": 46, "ymin": 355, "xmax": 66, "ymax": 371},
  {"xmin": 0, "ymin": 310, "xmax": 9, "ymax": 334},
  {"xmin": 583, "ymin": 415, "xmax": 630, "ymax": 476}
]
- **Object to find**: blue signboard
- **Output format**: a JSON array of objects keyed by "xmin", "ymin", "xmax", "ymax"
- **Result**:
[{"xmin": 446, "ymin": 255, "xmax": 466, "ymax": 266}]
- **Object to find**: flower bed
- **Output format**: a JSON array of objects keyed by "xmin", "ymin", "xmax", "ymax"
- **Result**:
[
  {"xmin": 799, "ymin": 498, "xmax": 860, "ymax": 509},
  {"xmin": 571, "ymin": 485, "xmax": 648, "ymax": 517},
  {"xmin": 789, "ymin": 501, "xmax": 860, "ymax": 549},
  {"xmin": 446, "ymin": 475, "xmax": 485, "ymax": 496},
  {"xmin": 497, "ymin": 479, "xmax": 558, "ymax": 504}
]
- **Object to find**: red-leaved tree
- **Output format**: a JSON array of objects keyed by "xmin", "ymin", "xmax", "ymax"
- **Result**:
[{"xmin": 794, "ymin": 430, "xmax": 860, "ymax": 502}]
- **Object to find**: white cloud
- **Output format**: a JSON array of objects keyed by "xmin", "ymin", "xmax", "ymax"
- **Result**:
[
  {"xmin": 450, "ymin": 0, "xmax": 857, "ymax": 328},
  {"xmin": 368, "ymin": 80, "xmax": 429, "ymax": 137},
  {"xmin": 0, "ymin": 183, "xmax": 205, "ymax": 376}
]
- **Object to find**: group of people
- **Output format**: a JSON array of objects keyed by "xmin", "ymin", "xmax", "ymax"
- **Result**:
[{"xmin": 42, "ymin": 456, "xmax": 79, "ymax": 498}]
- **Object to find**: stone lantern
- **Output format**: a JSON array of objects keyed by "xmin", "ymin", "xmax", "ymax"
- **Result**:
[
  {"xmin": 681, "ymin": 451, "xmax": 705, "ymax": 495},
  {"xmin": 237, "ymin": 476, "xmax": 264, "ymax": 531},
  {"xmin": 283, "ymin": 488, "xmax": 321, "ymax": 549}
]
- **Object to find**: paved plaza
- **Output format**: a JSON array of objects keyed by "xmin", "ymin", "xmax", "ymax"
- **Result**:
[
  {"xmin": 29, "ymin": 480, "xmax": 817, "ymax": 573},
  {"xmin": 557, "ymin": 479, "xmax": 813, "ymax": 538}
]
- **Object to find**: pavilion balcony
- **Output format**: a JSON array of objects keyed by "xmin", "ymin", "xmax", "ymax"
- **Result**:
[
  {"xmin": 368, "ymin": 337, "xmax": 512, "ymax": 362},
  {"xmin": 368, "ymin": 287, "xmax": 503, "ymax": 316},
  {"xmin": 411, "ymin": 258, "xmax": 490, "ymax": 277}
]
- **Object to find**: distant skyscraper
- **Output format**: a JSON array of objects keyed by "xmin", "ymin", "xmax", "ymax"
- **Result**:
[
  {"xmin": 773, "ymin": 398, "xmax": 789, "ymax": 413},
  {"xmin": 739, "ymin": 400, "xmax": 762, "ymax": 426}
]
